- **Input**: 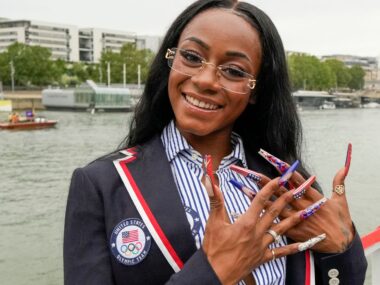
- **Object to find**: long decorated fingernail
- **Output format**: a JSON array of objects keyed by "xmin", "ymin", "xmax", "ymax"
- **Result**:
[
  {"xmin": 204, "ymin": 155, "xmax": 216, "ymax": 197},
  {"xmin": 344, "ymin": 143, "xmax": 352, "ymax": 177},
  {"xmin": 300, "ymin": 197, "xmax": 328, "ymax": 220},
  {"xmin": 293, "ymin": 175, "xmax": 316, "ymax": 199},
  {"xmin": 298, "ymin": 233, "xmax": 326, "ymax": 252},
  {"xmin": 229, "ymin": 164, "xmax": 262, "ymax": 183},
  {"xmin": 278, "ymin": 160, "xmax": 299, "ymax": 187},
  {"xmin": 229, "ymin": 179, "xmax": 256, "ymax": 200},
  {"xmin": 258, "ymin": 149, "xmax": 289, "ymax": 174}
]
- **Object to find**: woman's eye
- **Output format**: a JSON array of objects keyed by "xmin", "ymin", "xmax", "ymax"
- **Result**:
[
  {"xmin": 180, "ymin": 51, "xmax": 203, "ymax": 64},
  {"xmin": 221, "ymin": 66, "xmax": 246, "ymax": 79}
]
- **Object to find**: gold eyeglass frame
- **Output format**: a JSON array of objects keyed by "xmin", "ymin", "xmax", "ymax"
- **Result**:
[{"xmin": 165, "ymin": 48, "xmax": 256, "ymax": 94}]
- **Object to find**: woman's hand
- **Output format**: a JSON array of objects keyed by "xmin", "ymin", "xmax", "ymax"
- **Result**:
[
  {"xmin": 202, "ymin": 173, "xmax": 324, "ymax": 285},
  {"xmin": 282, "ymin": 167, "xmax": 354, "ymax": 253},
  {"xmin": 256, "ymin": 144, "xmax": 354, "ymax": 254}
]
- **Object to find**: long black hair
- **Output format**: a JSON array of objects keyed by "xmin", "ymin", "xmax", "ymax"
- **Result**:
[{"xmin": 122, "ymin": 0, "xmax": 303, "ymax": 166}]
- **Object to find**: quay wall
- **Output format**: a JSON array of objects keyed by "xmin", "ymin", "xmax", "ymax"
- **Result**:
[{"xmin": 3, "ymin": 91, "xmax": 44, "ymax": 110}]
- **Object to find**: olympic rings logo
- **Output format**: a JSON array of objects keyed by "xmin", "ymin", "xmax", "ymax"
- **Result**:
[{"xmin": 120, "ymin": 242, "xmax": 142, "ymax": 256}]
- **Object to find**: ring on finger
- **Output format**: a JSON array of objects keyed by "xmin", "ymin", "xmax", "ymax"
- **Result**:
[
  {"xmin": 271, "ymin": 249, "xmax": 276, "ymax": 261},
  {"xmin": 333, "ymin": 185, "xmax": 345, "ymax": 195},
  {"xmin": 266, "ymin": 229, "xmax": 281, "ymax": 244}
]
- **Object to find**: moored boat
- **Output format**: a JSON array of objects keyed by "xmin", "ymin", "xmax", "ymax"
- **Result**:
[
  {"xmin": 0, "ymin": 118, "xmax": 58, "ymax": 130},
  {"xmin": 319, "ymin": 100, "xmax": 336, "ymax": 110}
]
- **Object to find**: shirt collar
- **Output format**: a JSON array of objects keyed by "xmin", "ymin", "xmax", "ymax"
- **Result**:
[{"xmin": 161, "ymin": 120, "xmax": 248, "ymax": 168}]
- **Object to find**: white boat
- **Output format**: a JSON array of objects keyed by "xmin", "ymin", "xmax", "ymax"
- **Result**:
[
  {"xmin": 319, "ymin": 101, "xmax": 336, "ymax": 110},
  {"xmin": 361, "ymin": 102, "xmax": 380, "ymax": 109}
]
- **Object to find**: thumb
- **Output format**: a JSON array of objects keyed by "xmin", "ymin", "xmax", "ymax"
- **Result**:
[
  {"xmin": 204, "ymin": 175, "xmax": 225, "ymax": 215},
  {"xmin": 331, "ymin": 167, "xmax": 349, "ymax": 213},
  {"xmin": 332, "ymin": 167, "xmax": 346, "ymax": 190}
]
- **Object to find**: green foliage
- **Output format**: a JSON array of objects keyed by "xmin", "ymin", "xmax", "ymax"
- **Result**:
[
  {"xmin": 0, "ymin": 42, "xmax": 55, "ymax": 86},
  {"xmin": 288, "ymin": 54, "xmax": 334, "ymax": 90},
  {"xmin": 348, "ymin": 65, "xmax": 365, "ymax": 90},
  {"xmin": 288, "ymin": 54, "xmax": 366, "ymax": 91},
  {"xmin": 0, "ymin": 42, "xmax": 154, "ymax": 88},
  {"xmin": 99, "ymin": 43, "xmax": 154, "ymax": 84},
  {"xmin": 324, "ymin": 59, "xmax": 351, "ymax": 88}
]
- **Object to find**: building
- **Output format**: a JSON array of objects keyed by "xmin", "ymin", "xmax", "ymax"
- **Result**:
[
  {"xmin": 321, "ymin": 54, "xmax": 378, "ymax": 81},
  {"xmin": 0, "ymin": 17, "xmax": 162, "ymax": 63},
  {"xmin": 0, "ymin": 19, "xmax": 79, "ymax": 61},
  {"xmin": 79, "ymin": 28, "xmax": 136, "ymax": 63}
]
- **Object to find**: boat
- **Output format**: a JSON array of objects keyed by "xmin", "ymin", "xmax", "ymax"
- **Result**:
[
  {"xmin": 319, "ymin": 100, "xmax": 336, "ymax": 110},
  {"xmin": 361, "ymin": 102, "xmax": 380, "ymax": 109},
  {"xmin": 292, "ymin": 90, "xmax": 336, "ymax": 110},
  {"xmin": 0, "ymin": 117, "xmax": 58, "ymax": 130}
]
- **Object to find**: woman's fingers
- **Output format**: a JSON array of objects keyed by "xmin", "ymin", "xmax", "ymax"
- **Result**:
[
  {"xmin": 239, "ymin": 178, "xmax": 281, "ymax": 225},
  {"xmin": 259, "ymin": 190, "xmax": 295, "ymax": 233},
  {"xmin": 331, "ymin": 167, "xmax": 347, "ymax": 199},
  {"xmin": 262, "ymin": 233, "xmax": 326, "ymax": 263},
  {"xmin": 331, "ymin": 167, "xmax": 353, "ymax": 225}
]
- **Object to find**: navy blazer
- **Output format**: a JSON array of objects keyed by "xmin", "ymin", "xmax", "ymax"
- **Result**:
[{"xmin": 64, "ymin": 135, "xmax": 367, "ymax": 285}]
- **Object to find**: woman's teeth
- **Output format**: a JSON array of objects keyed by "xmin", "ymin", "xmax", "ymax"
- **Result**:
[{"xmin": 185, "ymin": 95, "xmax": 218, "ymax": 110}]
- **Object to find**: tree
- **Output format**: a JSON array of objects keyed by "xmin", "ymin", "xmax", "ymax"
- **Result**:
[
  {"xmin": 0, "ymin": 42, "xmax": 55, "ymax": 87},
  {"xmin": 99, "ymin": 43, "xmax": 155, "ymax": 85},
  {"xmin": 323, "ymin": 59, "xmax": 351, "ymax": 89},
  {"xmin": 348, "ymin": 65, "xmax": 365, "ymax": 90},
  {"xmin": 287, "ymin": 54, "xmax": 334, "ymax": 91}
]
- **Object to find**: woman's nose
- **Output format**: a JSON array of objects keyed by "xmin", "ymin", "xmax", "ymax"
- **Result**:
[{"xmin": 190, "ymin": 65, "xmax": 222, "ymax": 93}]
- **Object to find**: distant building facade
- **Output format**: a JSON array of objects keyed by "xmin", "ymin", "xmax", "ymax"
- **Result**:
[
  {"xmin": 0, "ymin": 18, "xmax": 162, "ymax": 63},
  {"xmin": 79, "ymin": 28, "xmax": 136, "ymax": 63},
  {"xmin": 0, "ymin": 19, "xmax": 79, "ymax": 61}
]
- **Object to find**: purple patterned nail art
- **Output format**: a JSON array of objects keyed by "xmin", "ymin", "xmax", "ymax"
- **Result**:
[
  {"xmin": 229, "ymin": 164, "xmax": 262, "ymax": 183},
  {"xmin": 229, "ymin": 179, "xmax": 256, "ymax": 200},
  {"xmin": 300, "ymin": 197, "xmax": 328, "ymax": 220},
  {"xmin": 258, "ymin": 149, "xmax": 289, "ymax": 174},
  {"xmin": 278, "ymin": 160, "xmax": 299, "ymax": 187},
  {"xmin": 293, "ymin": 176, "xmax": 316, "ymax": 199}
]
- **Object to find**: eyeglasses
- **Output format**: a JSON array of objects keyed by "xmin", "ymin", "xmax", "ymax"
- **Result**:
[{"xmin": 165, "ymin": 48, "xmax": 256, "ymax": 94}]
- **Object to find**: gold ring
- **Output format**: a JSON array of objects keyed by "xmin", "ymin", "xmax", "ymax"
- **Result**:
[
  {"xmin": 271, "ymin": 249, "xmax": 276, "ymax": 261},
  {"xmin": 333, "ymin": 185, "xmax": 345, "ymax": 195}
]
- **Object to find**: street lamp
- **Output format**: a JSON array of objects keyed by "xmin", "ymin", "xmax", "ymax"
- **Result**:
[
  {"xmin": 107, "ymin": 61, "xmax": 111, "ymax": 87},
  {"xmin": 10, "ymin": 60, "xmax": 15, "ymax": 93}
]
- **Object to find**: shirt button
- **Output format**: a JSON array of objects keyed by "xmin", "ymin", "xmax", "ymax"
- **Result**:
[
  {"xmin": 230, "ymin": 212, "xmax": 241, "ymax": 221},
  {"xmin": 329, "ymin": 277, "xmax": 340, "ymax": 285},
  {"xmin": 328, "ymin": 269, "xmax": 339, "ymax": 278}
]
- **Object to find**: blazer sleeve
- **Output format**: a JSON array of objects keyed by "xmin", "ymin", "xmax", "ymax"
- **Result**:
[
  {"xmin": 313, "ymin": 228, "xmax": 367, "ymax": 285},
  {"xmin": 165, "ymin": 249, "xmax": 222, "ymax": 285},
  {"xmin": 64, "ymin": 168, "xmax": 115, "ymax": 285}
]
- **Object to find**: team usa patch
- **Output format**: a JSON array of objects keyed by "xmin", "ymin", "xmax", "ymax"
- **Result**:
[
  {"xmin": 184, "ymin": 206, "xmax": 201, "ymax": 237},
  {"xmin": 110, "ymin": 218, "xmax": 151, "ymax": 266}
]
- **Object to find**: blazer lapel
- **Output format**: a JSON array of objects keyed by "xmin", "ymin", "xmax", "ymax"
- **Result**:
[{"xmin": 123, "ymin": 136, "xmax": 197, "ymax": 266}]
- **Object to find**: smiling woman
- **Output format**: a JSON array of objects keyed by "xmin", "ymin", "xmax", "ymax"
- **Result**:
[{"xmin": 64, "ymin": 1, "xmax": 367, "ymax": 285}]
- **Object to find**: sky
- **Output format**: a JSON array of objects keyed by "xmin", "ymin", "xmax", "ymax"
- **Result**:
[{"xmin": 2, "ymin": 0, "xmax": 380, "ymax": 58}]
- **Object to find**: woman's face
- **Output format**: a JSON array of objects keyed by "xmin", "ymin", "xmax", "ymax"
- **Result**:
[{"xmin": 168, "ymin": 8, "xmax": 262, "ymax": 142}]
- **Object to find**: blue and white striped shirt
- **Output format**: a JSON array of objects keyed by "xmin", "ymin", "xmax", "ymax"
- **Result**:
[{"xmin": 161, "ymin": 121, "xmax": 287, "ymax": 285}]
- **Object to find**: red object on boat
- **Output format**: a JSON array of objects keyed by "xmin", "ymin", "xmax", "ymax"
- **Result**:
[{"xmin": 0, "ymin": 120, "xmax": 58, "ymax": 130}]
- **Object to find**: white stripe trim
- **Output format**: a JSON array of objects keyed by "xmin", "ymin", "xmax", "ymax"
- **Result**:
[
  {"xmin": 113, "ymin": 156, "xmax": 181, "ymax": 273},
  {"xmin": 309, "ymin": 250, "xmax": 315, "ymax": 285}
]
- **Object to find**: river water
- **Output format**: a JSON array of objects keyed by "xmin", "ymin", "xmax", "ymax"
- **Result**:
[{"xmin": 0, "ymin": 109, "xmax": 379, "ymax": 284}]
